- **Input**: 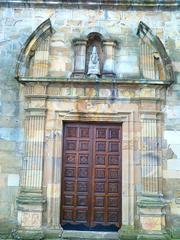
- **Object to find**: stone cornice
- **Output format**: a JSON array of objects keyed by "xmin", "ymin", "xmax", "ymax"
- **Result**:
[
  {"xmin": 17, "ymin": 76, "xmax": 173, "ymax": 86},
  {"xmin": 0, "ymin": 0, "xmax": 180, "ymax": 9}
]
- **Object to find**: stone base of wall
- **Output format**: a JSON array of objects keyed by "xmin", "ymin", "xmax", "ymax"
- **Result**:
[
  {"xmin": 137, "ymin": 232, "xmax": 171, "ymax": 240},
  {"xmin": 10, "ymin": 227, "xmax": 63, "ymax": 240},
  {"xmin": 169, "ymin": 225, "xmax": 180, "ymax": 239},
  {"xmin": 118, "ymin": 225, "xmax": 138, "ymax": 240},
  {"xmin": 0, "ymin": 221, "xmax": 16, "ymax": 240},
  {"xmin": 12, "ymin": 229, "xmax": 44, "ymax": 240},
  {"xmin": 118, "ymin": 226, "xmax": 171, "ymax": 240},
  {"xmin": 0, "ymin": 228, "xmax": 177, "ymax": 240},
  {"xmin": 44, "ymin": 228, "xmax": 63, "ymax": 239}
]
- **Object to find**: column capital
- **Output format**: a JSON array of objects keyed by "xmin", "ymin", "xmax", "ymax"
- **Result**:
[
  {"xmin": 73, "ymin": 38, "xmax": 88, "ymax": 46},
  {"xmin": 103, "ymin": 40, "xmax": 117, "ymax": 47}
]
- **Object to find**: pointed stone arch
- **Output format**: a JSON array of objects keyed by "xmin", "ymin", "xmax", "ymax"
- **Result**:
[
  {"xmin": 16, "ymin": 18, "xmax": 53, "ymax": 78},
  {"xmin": 137, "ymin": 21, "xmax": 174, "ymax": 83}
]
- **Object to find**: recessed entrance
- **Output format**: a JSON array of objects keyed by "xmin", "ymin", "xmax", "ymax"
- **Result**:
[{"xmin": 61, "ymin": 122, "xmax": 122, "ymax": 231}]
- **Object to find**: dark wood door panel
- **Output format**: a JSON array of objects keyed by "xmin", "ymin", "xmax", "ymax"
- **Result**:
[
  {"xmin": 91, "ymin": 125, "xmax": 122, "ymax": 227},
  {"xmin": 61, "ymin": 122, "xmax": 122, "ymax": 231},
  {"xmin": 61, "ymin": 123, "xmax": 92, "ymax": 226}
]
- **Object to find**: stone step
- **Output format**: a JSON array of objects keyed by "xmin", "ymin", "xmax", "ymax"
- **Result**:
[
  {"xmin": 44, "ymin": 238, "xmax": 119, "ymax": 240},
  {"xmin": 61, "ymin": 230, "xmax": 119, "ymax": 240}
]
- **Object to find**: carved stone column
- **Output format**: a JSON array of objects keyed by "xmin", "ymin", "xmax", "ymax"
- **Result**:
[
  {"xmin": 138, "ymin": 113, "xmax": 168, "ymax": 240},
  {"xmin": 16, "ymin": 84, "xmax": 47, "ymax": 239},
  {"xmin": 141, "ymin": 117, "xmax": 159, "ymax": 194},
  {"xmin": 102, "ymin": 41, "xmax": 116, "ymax": 77},
  {"xmin": 73, "ymin": 39, "xmax": 87, "ymax": 77}
]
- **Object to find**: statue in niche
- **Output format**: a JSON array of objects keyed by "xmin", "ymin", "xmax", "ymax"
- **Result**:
[{"xmin": 87, "ymin": 46, "xmax": 100, "ymax": 77}]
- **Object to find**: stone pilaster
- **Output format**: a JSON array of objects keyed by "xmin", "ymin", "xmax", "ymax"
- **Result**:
[
  {"xmin": 22, "ymin": 110, "xmax": 46, "ymax": 189},
  {"xmin": 16, "ymin": 83, "xmax": 47, "ymax": 239},
  {"xmin": 72, "ymin": 39, "xmax": 87, "ymax": 77},
  {"xmin": 102, "ymin": 41, "xmax": 116, "ymax": 77},
  {"xmin": 141, "ymin": 116, "xmax": 159, "ymax": 194},
  {"xmin": 16, "ymin": 109, "xmax": 47, "ymax": 239},
  {"xmin": 137, "ymin": 113, "xmax": 168, "ymax": 239}
]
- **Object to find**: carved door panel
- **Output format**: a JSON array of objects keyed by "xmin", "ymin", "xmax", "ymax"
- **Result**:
[
  {"xmin": 91, "ymin": 125, "xmax": 122, "ymax": 229},
  {"xmin": 61, "ymin": 123, "xmax": 122, "ymax": 231}
]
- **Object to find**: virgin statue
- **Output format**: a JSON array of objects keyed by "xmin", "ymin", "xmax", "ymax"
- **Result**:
[{"xmin": 87, "ymin": 46, "xmax": 100, "ymax": 77}]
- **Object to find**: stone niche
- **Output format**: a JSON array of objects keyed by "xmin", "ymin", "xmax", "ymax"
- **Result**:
[
  {"xmin": 14, "ymin": 19, "xmax": 174, "ymax": 240},
  {"xmin": 73, "ymin": 32, "xmax": 116, "ymax": 78}
]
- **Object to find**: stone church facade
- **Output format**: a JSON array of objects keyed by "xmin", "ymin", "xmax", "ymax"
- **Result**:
[{"xmin": 0, "ymin": 1, "xmax": 180, "ymax": 239}]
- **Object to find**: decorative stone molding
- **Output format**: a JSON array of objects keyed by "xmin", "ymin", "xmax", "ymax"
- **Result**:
[
  {"xmin": 46, "ymin": 110, "xmax": 136, "ymax": 229},
  {"xmin": 1, "ymin": 1, "xmax": 180, "ymax": 8},
  {"xmin": 16, "ymin": 18, "xmax": 53, "ymax": 78},
  {"xmin": 137, "ymin": 21, "xmax": 174, "ymax": 83},
  {"xmin": 18, "ymin": 76, "xmax": 173, "ymax": 86}
]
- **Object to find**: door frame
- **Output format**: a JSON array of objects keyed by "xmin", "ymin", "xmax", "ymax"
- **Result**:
[{"xmin": 45, "ymin": 110, "xmax": 136, "ymax": 230}]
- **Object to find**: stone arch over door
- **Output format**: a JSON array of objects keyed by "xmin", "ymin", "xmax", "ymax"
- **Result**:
[{"xmin": 15, "ymin": 18, "xmax": 174, "ymax": 240}]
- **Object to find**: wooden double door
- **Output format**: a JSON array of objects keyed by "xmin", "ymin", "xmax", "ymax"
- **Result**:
[{"xmin": 61, "ymin": 122, "xmax": 122, "ymax": 231}]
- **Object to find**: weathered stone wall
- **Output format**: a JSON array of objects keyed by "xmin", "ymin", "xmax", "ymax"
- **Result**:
[{"xmin": 0, "ymin": 4, "xmax": 180, "ymax": 238}]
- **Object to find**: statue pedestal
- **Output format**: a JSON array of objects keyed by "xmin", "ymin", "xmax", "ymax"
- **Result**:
[
  {"xmin": 137, "ymin": 194, "xmax": 170, "ymax": 240},
  {"xmin": 15, "ymin": 188, "xmax": 46, "ymax": 240},
  {"xmin": 119, "ymin": 195, "xmax": 170, "ymax": 240}
]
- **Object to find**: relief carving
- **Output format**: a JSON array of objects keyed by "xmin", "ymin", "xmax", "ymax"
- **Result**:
[{"xmin": 21, "ymin": 212, "xmax": 41, "ymax": 228}]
